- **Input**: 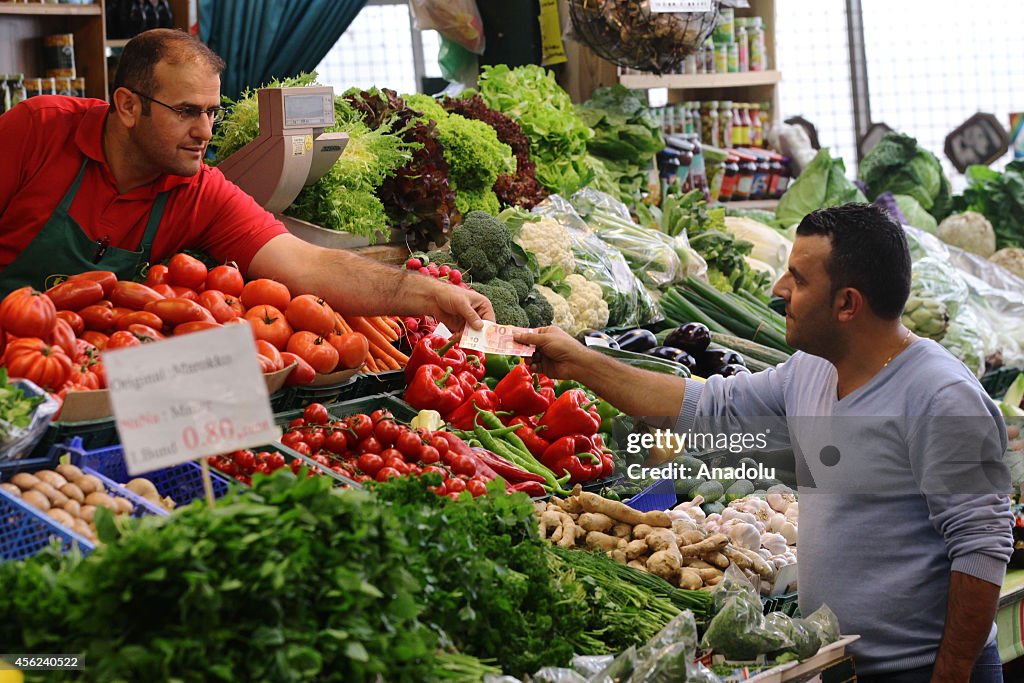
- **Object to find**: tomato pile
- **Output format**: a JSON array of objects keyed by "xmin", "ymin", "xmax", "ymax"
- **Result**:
[
  {"xmin": 207, "ymin": 449, "xmax": 289, "ymax": 486},
  {"xmin": 276, "ymin": 403, "xmax": 492, "ymax": 499},
  {"xmin": 0, "ymin": 253, "xmax": 403, "ymax": 398}
]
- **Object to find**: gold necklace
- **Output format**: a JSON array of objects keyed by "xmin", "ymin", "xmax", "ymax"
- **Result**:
[{"xmin": 882, "ymin": 329, "xmax": 913, "ymax": 368}]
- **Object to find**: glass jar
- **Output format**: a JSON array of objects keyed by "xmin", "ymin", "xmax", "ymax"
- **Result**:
[
  {"xmin": 719, "ymin": 155, "xmax": 741, "ymax": 201},
  {"xmin": 718, "ymin": 101, "xmax": 733, "ymax": 149},
  {"xmin": 690, "ymin": 102, "xmax": 702, "ymax": 140},
  {"xmin": 750, "ymin": 152, "xmax": 772, "ymax": 199},
  {"xmin": 700, "ymin": 101, "xmax": 718, "ymax": 147},
  {"xmin": 734, "ymin": 153, "xmax": 757, "ymax": 200},
  {"xmin": 24, "ymin": 78, "xmax": 43, "ymax": 99},
  {"xmin": 768, "ymin": 154, "xmax": 785, "ymax": 197}
]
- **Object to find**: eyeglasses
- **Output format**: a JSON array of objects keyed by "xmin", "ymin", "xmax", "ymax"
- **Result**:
[{"xmin": 130, "ymin": 89, "xmax": 225, "ymax": 125}]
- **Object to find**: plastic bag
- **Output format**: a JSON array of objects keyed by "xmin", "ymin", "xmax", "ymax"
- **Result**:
[
  {"xmin": 804, "ymin": 604, "xmax": 841, "ymax": 647},
  {"xmin": 765, "ymin": 613, "xmax": 822, "ymax": 661},
  {"xmin": 587, "ymin": 647, "xmax": 637, "ymax": 683},
  {"xmin": 533, "ymin": 195, "xmax": 661, "ymax": 327},
  {"xmin": 569, "ymin": 654, "xmax": 615, "ymax": 679},
  {"xmin": 530, "ymin": 668, "xmax": 587, "ymax": 683},
  {"xmin": 0, "ymin": 379, "xmax": 60, "ymax": 462},
  {"xmin": 701, "ymin": 569, "xmax": 792, "ymax": 661},
  {"xmin": 630, "ymin": 611, "xmax": 700, "ymax": 683},
  {"xmin": 711, "ymin": 563, "xmax": 755, "ymax": 613},
  {"xmin": 941, "ymin": 305, "xmax": 989, "ymax": 378},
  {"xmin": 408, "ymin": 0, "xmax": 485, "ymax": 54}
]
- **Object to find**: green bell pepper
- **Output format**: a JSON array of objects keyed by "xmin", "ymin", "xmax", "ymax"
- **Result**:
[
  {"xmin": 595, "ymin": 399, "xmax": 621, "ymax": 433},
  {"xmin": 485, "ymin": 353, "xmax": 518, "ymax": 381}
]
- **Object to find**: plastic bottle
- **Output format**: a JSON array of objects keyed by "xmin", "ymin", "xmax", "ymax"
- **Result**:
[
  {"xmin": 733, "ymin": 152, "xmax": 757, "ymax": 201},
  {"xmin": 750, "ymin": 151, "xmax": 772, "ymax": 199},
  {"xmin": 749, "ymin": 103, "xmax": 763, "ymax": 148},
  {"xmin": 730, "ymin": 103, "xmax": 744, "ymax": 147},
  {"xmin": 740, "ymin": 104, "xmax": 753, "ymax": 146},
  {"xmin": 727, "ymin": 42, "xmax": 739, "ymax": 73},
  {"xmin": 704, "ymin": 38, "xmax": 716, "ymax": 74},
  {"xmin": 767, "ymin": 153, "xmax": 785, "ymax": 197},
  {"xmin": 737, "ymin": 22, "xmax": 749, "ymax": 72},
  {"xmin": 718, "ymin": 155, "xmax": 740, "ymax": 202},
  {"xmin": 759, "ymin": 101, "xmax": 772, "ymax": 143},
  {"xmin": 715, "ymin": 42, "xmax": 728, "ymax": 74},
  {"xmin": 690, "ymin": 102, "xmax": 702, "ymax": 141},
  {"xmin": 749, "ymin": 17, "xmax": 767, "ymax": 71},
  {"xmin": 686, "ymin": 135, "xmax": 709, "ymax": 199},
  {"xmin": 718, "ymin": 101, "xmax": 733, "ymax": 149}
]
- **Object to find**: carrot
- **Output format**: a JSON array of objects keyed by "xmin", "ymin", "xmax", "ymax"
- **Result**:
[
  {"xmin": 370, "ymin": 316, "xmax": 399, "ymax": 341},
  {"xmin": 334, "ymin": 313, "xmax": 353, "ymax": 335},
  {"xmin": 349, "ymin": 316, "xmax": 409, "ymax": 364},
  {"xmin": 363, "ymin": 353, "xmax": 379, "ymax": 373},
  {"xmin": 369, "ymin": 345, "xmax": 400, "ymax": 370}
]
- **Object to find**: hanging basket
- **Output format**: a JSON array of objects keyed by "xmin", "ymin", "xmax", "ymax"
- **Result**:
[{"xmin": 568, "ymin": 0, "xmax": 720, "ymax": 75}]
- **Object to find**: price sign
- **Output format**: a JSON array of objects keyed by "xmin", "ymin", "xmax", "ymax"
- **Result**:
[
  {"xmin": 650, "ymin": 0, "xmax": 715, "ymax": 12},
  {"xmin": 104, "ymin": 325, "xmax": 281, "ymax": 475},
  {"xmin": 944, "ymin": 113, "xmax": 1009, "ymax": 174}
]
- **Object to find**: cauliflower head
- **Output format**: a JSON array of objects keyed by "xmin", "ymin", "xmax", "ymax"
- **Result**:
[
  {"xmin": 515, "ymin": 216, "xmax": 576, "ymax": 275},
  {"xmin": 564, "ymin": 274, "xmax": 609, "ymax": 334},
  {"xmin": 535, "ymin": 284, "xmax": 575, "ymax": 333},
  {"xmin": 936, "ymin": 211, "xmax": 996, "ymax": 257}
]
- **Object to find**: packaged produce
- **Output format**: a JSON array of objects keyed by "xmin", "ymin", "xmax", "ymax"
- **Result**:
[{"xmin": 859, "ymin": 132, "xmax": 953, "ymax": 223}]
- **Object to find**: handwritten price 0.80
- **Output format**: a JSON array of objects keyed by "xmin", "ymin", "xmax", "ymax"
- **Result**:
[{"xmin": 181, "ymin": 418, "xmax": 271, "ymax": 450}]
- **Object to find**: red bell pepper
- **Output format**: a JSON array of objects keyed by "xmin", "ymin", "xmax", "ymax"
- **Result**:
[
  {"xmin": 405, "ymin": 364, "xmax": 466, "ymax": 414},
  {"xmin": 440, "ymin": 346, "xmax": 467, "ymax": 375},
  {"xmin": 508, "ymin": 415, "xmax": 551, "ymax": 460},
  {"xmin": 446, "ymin": 388, "xmax": 501, "ymax": 430},
  {"xmin": 541, "ymin": 434, "xmax": 602, "ymax": 483},
  {"xmin": 405, "ymin": 335, "xmax": 461, "ymax": 381},
  {"xmin": 537, "ymin": 389, "xmax": 601, "ymax": 441},
  {"xmin": 454, "ymin": 369, "xmax": 481, "ymax": 398},
  {"xmin": 494, "ymin": 363, "xmax": 553, "ymax": 416},
  {"xmin": 463, "ymin": 351, "xmax": 486, "ymax": 381}
]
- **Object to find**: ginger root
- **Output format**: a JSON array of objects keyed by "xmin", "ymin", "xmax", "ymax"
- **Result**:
[
  {"xmin": 678, "ymin": 533, "xmax": 729, "ymax": 559},
  {"xmin": 586, "ymin": 531, "xmax": 626, "ymax": 552},
  {"xmin": 579, "ymin": 492, "xmax": 671, "ymax": 527},
  {"xmin": 579, "ymin": 512, "xmax": 616, "ymax": 533},
  {"xmin": 678, "ymin": 567, "xmax": 703, "ymax": 590}
]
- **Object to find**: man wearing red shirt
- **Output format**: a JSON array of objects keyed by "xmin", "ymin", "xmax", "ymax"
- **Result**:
[{"xmin": 0, "ymin": 29, "xmax": 492, "ymax": 331}]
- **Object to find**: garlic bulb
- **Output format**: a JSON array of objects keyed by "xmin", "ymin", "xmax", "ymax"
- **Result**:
[
  {"xmin": 780, "ymin": 521, "xmax": 798, "ymax": 545},
  {"xmin": 726, "ymin": 522, "xmax": 762, "ymax": 550},
  {"xmin": 760, "ymin": 532, "xmax": 788, "ymax": 555},
  {"xmin": 768, "ymin": 512, "xmax": 788, "ymax": 533}
]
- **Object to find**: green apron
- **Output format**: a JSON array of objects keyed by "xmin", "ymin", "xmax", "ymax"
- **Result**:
[{"xmin": 0, "ymin": 159, "xmax": 169, "ymax": 295}]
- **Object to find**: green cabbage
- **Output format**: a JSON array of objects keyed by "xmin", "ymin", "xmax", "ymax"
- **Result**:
[
  {"xmin": 894, "ymin": 194, "xmax": 938, "ymax": 234},
  {"xmin": 859, "ymin": 132, "xmax": 952, "ymax": 221},
  {"xmin": 775, "ymin": 148, "xmax": 867, "ymax": 227}
]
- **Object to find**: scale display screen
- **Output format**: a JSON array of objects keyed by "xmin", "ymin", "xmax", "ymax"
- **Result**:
[{"xmin": 283, "ymin": 92, "xmax": 333, "ymax": 127}]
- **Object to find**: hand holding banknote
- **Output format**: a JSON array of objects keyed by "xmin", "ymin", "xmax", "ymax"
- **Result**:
[{"xmin": 459, "ymin": 320, "xmax": 536, "ymax": 357}]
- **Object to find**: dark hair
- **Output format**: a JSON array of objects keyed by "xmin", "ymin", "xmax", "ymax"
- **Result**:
[
  {"xmin": 111, "ymin": 29, "xmax": 225, "ymax": 114},
  {"xmin": 796, "ymin": 203, "xmax": 911, "ymax": 320}
]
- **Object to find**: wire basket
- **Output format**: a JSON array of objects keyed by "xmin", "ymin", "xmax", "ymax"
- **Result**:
[{"xmin": 568, "ymin": 0, "xmax": 720, "ymax": 74}]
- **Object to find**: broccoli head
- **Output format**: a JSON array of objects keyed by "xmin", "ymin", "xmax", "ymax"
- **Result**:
[
  {"xmin": 450, "ymin": 211, "xmax": 512, "ymax": 281},
  {"xmin": 470, "ymin": 281, "xmax": 528, "ymax": 326},
  {"xmin": 523, "ymin": 289, "xmax": 554, "ymax": 327},
  {"xmin": 424, "ymin": 249, "xmax": 459, "ymax": 268},
  {"xmin": 498, "ymin": 262, "xmax": 535, "ymax": 302}
]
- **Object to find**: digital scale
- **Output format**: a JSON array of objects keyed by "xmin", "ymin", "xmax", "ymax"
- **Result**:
[{"xmin": 218, "ymin": 86, "xmax": 348, "ymax": 214}]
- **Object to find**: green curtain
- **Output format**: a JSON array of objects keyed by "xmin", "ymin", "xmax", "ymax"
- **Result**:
[{"xmin": 200, "ymin": 0, "xmax": 367, "ymax": 101}]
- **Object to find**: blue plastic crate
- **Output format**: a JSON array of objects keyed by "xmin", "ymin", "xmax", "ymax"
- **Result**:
[
  {"xmin": 0, "ymin": 486, "xmax": 95, "ymax": 560},
  {"xmin": 72, "ymin": 444, "xmax": 233, "ymax": 506},
  {"xmin": 624, "ymin": 477, "xmax": 676, "ymax": 512}
]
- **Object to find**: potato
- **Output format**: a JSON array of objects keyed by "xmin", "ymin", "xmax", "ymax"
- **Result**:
[
  {"xmin": 47, "ymin": 508, "xmax": 75, "ymax": 527},
  {"xmin": 79, "ymin": 505, "xmax": 96, "ymax": 522},
  {"xmin": 0, "ymin": 482, "xmax": 21, "ymax": 497},
  {"xmin": 60, "ymin": 483, "xmax": 85, "ymax": 503},
  {"xmin": 32, "ymin": 482, "xmax": 69, "ymax": 507},
  {"xmin": 11, "ymin": 472, "xmax": 40, "ymax": 490},
  {"xmin": 84, "ymin": 491, "xmax": 117, "ymax": 511},
  {"xmin": 36, "ymin": 470, "xmax": 68, "ymax": 489},
  {"xmin": 71, "ymin": 519, "xmax": 95, "ymax": 540},
  {"xmin": 62, "ymin": 500, "xmax": 81, "ymax": 517},
  {"xmin": 125, "ymin": 478, "xmax": 159, "ymax": 500},
  {"xmin": 76, "ymin": 474, "xmax": 103, "ymax": 495},
  {"xmin": 113, "ymin": 497, "xmax": 134, "ymax": 515},
  {"xmin": 22, "ymin": 489, "xmax": 50, "ymax": 511},
  {"xmin": 56, "ymin": 463, "xmax": 85, "ymax": 481}
]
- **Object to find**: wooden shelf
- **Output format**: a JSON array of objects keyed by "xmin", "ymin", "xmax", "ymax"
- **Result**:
[
  {"xmin": 619, "ymin": 70, "xmax": 782, "ymax": 91},
  {"xmin": 717, "ymin": 198, "xmax": 779, "ymax": 210},
  {"xmin": 0, "ymin": 2, "xmax": 101, "ymax": 16}
]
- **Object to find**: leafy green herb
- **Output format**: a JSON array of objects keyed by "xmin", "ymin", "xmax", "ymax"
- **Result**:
[{"xmin": 0, "ymin": 368, "xmax": 45, "ymax": 442}]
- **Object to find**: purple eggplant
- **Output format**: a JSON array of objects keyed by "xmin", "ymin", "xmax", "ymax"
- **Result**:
[
  {"xmin": 615, "ymin": 328, "xmax": 658, "ymax": 353},
  {"xmin": 664, "ymin": 322, "xmax": 712, "ymax": 355}
]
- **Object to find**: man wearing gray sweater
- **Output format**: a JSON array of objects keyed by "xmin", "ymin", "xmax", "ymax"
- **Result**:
[{"xmin": 517, "ymin": 204, "xmax": 1012, "ymax": 681}]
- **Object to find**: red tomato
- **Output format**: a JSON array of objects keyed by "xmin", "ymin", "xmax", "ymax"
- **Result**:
[
  {"xmin": 0, "ymin": 287, "xmax": 56, "ymax": 338},
  {"xmin": 44, "ymin": 279, "xmax": 104, "ymax": 311},
  {"xmin": 373, "ymin": 419, "xmax": 400, "ymax": 446},
  {"xmin": 348, "ymin": 414, "xmax": 373, "ymax": 440},
  {"xmin": 244, "ymin": 305, "xmax": 293, "ymax": 351},
  {"xmin": 280, "ymin": 351, "xmax": 316, "ymax": 386},
  {"xmin": 256, "ymin": 354, "xmax": 278, "ymax": 373},
  {"xmin": 223, "ymin": 295, "xmax": 246, "ymax": 318},
  {"xmin": 4, "ymin": 338, "xmax": 72, "ymax": 391},
  {"xmin": 450, "ymin": 454, "xmax": 476, "ymax": 477},
  {"xmin": 324, "ymin": 430, "xmax": 350, "ymax": 454},
  {"xmin": 67, "ymin": 363, "xmax": 101, "ymax": 391},
  {"xmin": 358, "ymin": 436, "xmax": 383, "ymax": 455},
  {"xmin": 81, "ymin": 330, "xmax": 109, "ymax": 350},
  {"xmin": 327, "ymin": 332, "xmax": 369, "ymax": 370},
  {"xmin": 281, "ymin": 431, "xmax": 306, "ymax": 450},
  {"xmin": 466, "ymin": 479, "xmax": 487, "ymax": 497},
  {"xmin": 144, "ymin": 298, "xmax": 216, "ymax": 326},
  {"xmin": 197, "ymin": 290, "xmax": 239, "ymax": 324},
  {"xmin": 305, "ymin": 430, "xmax": 326, "ymax": 453},
  {"xmin": 116, "ymin": 310, "xmax": 164, "ymax": 331},
  {"xmin": 205, "ymin": 264, "xmax": 245, "ymax": 297},
  {"xmin": 73, "ymin": 338, "xmax": 99, "ymax": 363},
  {"xmin": 289, "ymin": 417, "xmax": 306, "ymax": 429},
  {"xmin": 383, "ymin": 454, "xmax": 406, "ymax": 471},
  {"xmin": 422, "ymin": 465, "xmax": 448, "ymax": 479},
  {"xmin": 356, "ymin": 452, "xmax": 384, "ymax": 476},
  {"xmin": 371, "ymin": 408, "xmax": 394, "ymax": 423},
  {"xmin": 254, "ymin": 340, "xmax": 284, "ymax": 372},
  {"xmin": 292, "ymin": 442, "xmax": 312, "ymax": 457},
  {"xmin": 109, "ymin": 281, "xmax": 164, "ymax": 310},
  {"xmin": 418, "ymin": 445, "xmax": 441, "ymax": 466},
  {"xmin": 173, "ymin": 321, "xmax": 222, "ymax": 335},
  {"xmin": 303, "ymin": 403, "xmax": 329, "ymax": 425},
  {"xmin": 233, "ymin": 449, "xmax": 255, "ymax": 472},
  {"xmin": 396, "ymin": 430, "xmax": 423, "ymax": 460},
  {"xmin": 152, "ymin": 284, "xmax": 176, "ymax": 299},
  {"xmin": 375, "ymin": 466, "xmax": 401, "ymax": 482},
  {"xmin": 287, "ymin": 331, "xmax": 339, "ymax": 374},
  {"xmin": 110, "ymin": 307, "xmax": 133, "ymax": 322},
  {"xmin": 240, "ymin": 279, "xmax": 291, "ymax": 311},
  {"xmin": 445, "ymin": 477, "xmax": 466, "ymax": 494},
  {"xmin": 428, "ymin": 435, "xmax": 449, "ymax": 458},
  {"xmin": 49, "ymin": 318, "xmax": 77, "ymax": 358},
  {"xmin": 67, "ymin": 270, "xmax": 117, "ymax": 297},
  {"xmin": 144, "ymin": 264, "xmax": 170, "ymax": 287},
  {"xmin": 105, "ymin": 330, "xmax": 143, "ymax": 350},
  {"xmin": 380, "ymin": 448, "xmax": 403, "ymax": 463},
  {"xmin": 167, "ymin": 253, "xmax": 208, "ymax": 290},
  {"xmin": 285, "ymin": 294, "xmax": 335, "ymax": 336},
  {"xmin": 56, "ymin": 310, "xmax": 85, "ymax": 336},
  {"xmin": 265, "ymin": 452, "xmax": 286, "ymax": 472},
  {"xmin": 126, "ymin": 324, "xmax": 164, "ymax": 343},
  {"xmin": 78, "ymin": 304, "xmax": 116, "ymax": 333},
  {"xmin": 170, "ymin": 286, "xmax": 199, "ymax": 303}
]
